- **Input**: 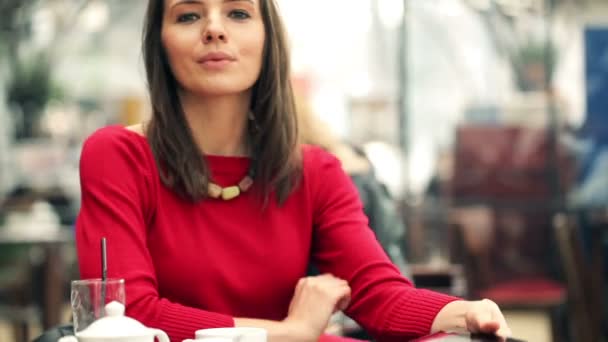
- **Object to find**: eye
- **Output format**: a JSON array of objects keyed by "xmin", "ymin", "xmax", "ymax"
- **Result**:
[
  {"xmin": 228, "ymin": 10, "xmax": 251, "ymax": 20},
  {"xmin": 177, "ymin": 13, "xmax": 200, "ymax": 23}
]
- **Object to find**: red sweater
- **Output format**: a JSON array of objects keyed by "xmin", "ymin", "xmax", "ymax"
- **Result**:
[{"xmin": 76, "ymin": 126, "xmax": 458, "ymax": 342}]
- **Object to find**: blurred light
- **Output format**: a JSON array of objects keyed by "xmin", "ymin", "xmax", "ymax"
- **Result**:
[
  {"xmin": 311, "ymin": 87, "xmax": 348, "ymax": 138},
  {"xmin": 353, "ymin": 0, "xmax": 374, "ymax": 34},
  {"xmin": 437, "ymin": 0, "xmax": 469, "ymax": 18},
  {"xmin": 363, "ymin": 141, "xmax": 406, "ymax": 198},
  {"xmin": 378, "ymin": 0, "xmax": 404, "ymax": 30},
  {"xmin": 32, "ymin": 7, "xmax": 56, "ymax": 48},
  {"xmin": 466, "ymin": 0, "xmax": 491, "ymax": 11},
  {"xmin": 408, "ymin": 141, "xmax": 435, "ymax": 195},
  {"xmin": 42, "ymin": 101, "xmax": 77, "ymax": 137},
  {"xmin": 78, "ymin": 0, "xmax": 109, "ymax": 33},
  {"xmin": 497, "ymin": 0, "xmax": 529, "ymax": 17},
  {"xmin": 466, "ymin": 0, "xmax": 540, "ymax": 16},
  {"xmin": 349, "ymin": 73, "xmax": 373, "ymax": 98}
]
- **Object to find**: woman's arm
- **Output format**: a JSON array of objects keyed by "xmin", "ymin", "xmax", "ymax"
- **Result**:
[
  {"xmin": 77, "ymin": 128, "xmax": 236, "ymax": 342},
  {"xmin": 236, "ymin": 274, "xmax": 355, "ymax": 342},
  {"xmin": 307, "ymin": 147, "xmax": 509, "ymax": 340},
  {"xmin": 308, "ymin": 147, "xmax": 457, "ymax": 340}
]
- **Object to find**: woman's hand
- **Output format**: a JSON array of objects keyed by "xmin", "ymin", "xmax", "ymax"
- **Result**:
[
  {"xmin": 432, "ymin": 299, "xmax": 511, "ymax": 339},
  {"xmin": 283, "ymin": 274, "xmax": 352, "ymax": 341},
  {"xmin": 464, "ymin": 299, "xmax": 511, "ymax": 337}
]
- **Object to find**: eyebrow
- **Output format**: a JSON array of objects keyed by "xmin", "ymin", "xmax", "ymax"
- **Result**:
[
  {"xmin": 171, "ymin": 0, "xmax": 255, "ymax": 9},
  {"xmin": 224, "ymin": 0, "xmax": 255, "ymax": 4}
]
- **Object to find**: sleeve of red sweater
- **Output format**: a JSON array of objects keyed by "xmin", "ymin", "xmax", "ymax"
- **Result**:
[
  {"xmin": 76, "ymin": 128, "xmax": 234, "ymax": 341},
  {"xmin": 308, "ymin": 147, "xmax": 460, "ymax": 341}
]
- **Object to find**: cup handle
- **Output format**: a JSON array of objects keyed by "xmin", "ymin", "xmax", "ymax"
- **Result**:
[{"xmin": 150, "ymin": 328, "xmax": 170, "ymax": 342}]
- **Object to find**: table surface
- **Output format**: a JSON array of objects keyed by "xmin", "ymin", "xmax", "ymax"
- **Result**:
[
  {"xmin": 0, "ymin": 227, "xmax": 73, "ymax": 244},
  {"xmin": 414, "ymin": 332, "xmax": 526, "ymax": 342}
]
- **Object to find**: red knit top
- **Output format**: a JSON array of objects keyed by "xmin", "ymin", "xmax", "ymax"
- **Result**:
[{"xmin": 76, "ymin": 126, "xmax": 458, "ymax": 342}]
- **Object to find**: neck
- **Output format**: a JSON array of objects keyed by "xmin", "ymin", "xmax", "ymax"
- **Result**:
[{"xmin": 180, "ymin": 92, "xmax": 251, "ymax": 157}]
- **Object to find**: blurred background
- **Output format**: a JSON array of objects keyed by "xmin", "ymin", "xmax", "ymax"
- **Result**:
[{"xmin": 0, "ymin": 0, "xmax": 607, "ymax": 341}]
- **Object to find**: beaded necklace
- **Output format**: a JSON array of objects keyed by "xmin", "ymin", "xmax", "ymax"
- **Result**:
[
  {"xmin": 206, "ymin": 112, "xmax": 258, "ymax": 201},
  {"xmin": 206, "ymin": 160, "xmax": 256, "ymax": 200}
]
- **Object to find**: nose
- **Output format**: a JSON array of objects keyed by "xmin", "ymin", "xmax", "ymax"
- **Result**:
[
  {"xmin": 203, "ymin": 15, "xmax": 227, "ymax": 44},
  {"xmin": 204, "ymin": 29, "xmax": 226, "ymax": 43}
]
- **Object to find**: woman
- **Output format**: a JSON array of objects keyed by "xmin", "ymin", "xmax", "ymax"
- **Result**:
[{"xmin": 76, "ymin": 0, "xmax": 511, "ymax": 341}]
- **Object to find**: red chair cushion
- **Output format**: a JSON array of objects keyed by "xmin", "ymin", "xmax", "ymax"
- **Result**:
[{"xmin": 478, "ymin": 277, "xmax": 566, "ymax": 306}]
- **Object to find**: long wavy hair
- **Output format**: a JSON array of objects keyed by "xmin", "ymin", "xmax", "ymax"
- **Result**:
[{"xmin": 142, "ymin": 0, "xmax": 301, "ymax": 204}]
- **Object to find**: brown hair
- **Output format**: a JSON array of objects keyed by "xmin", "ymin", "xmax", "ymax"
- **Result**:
[{"xmin": 142, "ymin": 0, "xmax": 300, "ymax": 204}]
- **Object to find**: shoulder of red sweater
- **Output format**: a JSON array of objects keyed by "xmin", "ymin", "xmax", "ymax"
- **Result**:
[
  {"xmin": 84, "ymin": 125, "xmax": 146, "ymax": 149},
  {"xmin": 302, "ymin": 144, "xmax": 339, "ymax": 166},
  {"xmin": 85, "ymin": 125, "xmax": 142, "ymax": 144},
  {"xmin": 82, "ymin": 125, "xmax": 150, "ymax": 164},
  {"xmin": 301, "ymin": 144, "xmax": 339, "ymax": 164},
  {"xmin": 301, "ymin": 144, "xmax": 344, "ymax": 177}
]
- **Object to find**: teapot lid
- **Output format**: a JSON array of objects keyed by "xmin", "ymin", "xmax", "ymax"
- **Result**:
[{"xmin": 77, "ymin": 301, "xmax": 149, "ymax": 338}]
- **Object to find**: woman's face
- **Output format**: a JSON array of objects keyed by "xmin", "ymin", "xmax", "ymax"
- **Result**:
[{"xmin": 162, "ymin": 0, "xmax": 266, "ymax": 97}]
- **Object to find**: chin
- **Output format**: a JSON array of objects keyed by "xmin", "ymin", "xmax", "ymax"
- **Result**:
[
  {"xmin": 196, "ymin": 87, "xmax": 249, "ymax": 97},
  {"xmin": 195, "ymin": 81, "xmax": 254, "ymax": 97}
]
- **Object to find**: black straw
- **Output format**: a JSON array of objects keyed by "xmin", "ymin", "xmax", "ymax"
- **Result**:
[
  {"xmin": 101, "ymin": 237, "xmax": 107, "ymax": 281},
  {"xmin": 101, "ymin": 237, "xmax": 107, "ymax": 315}
]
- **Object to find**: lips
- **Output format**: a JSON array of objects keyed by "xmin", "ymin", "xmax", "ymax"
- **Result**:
[{"xmin": 198, "ymin": 52, "xmax": 236, "ymax": 66}]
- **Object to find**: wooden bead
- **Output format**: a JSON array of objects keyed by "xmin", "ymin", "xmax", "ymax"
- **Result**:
[
  {"xmin": 238, "ymin": 176, "xmax": 254, "ymax": 191},
  {"xmin": 208, "ymin": 183, "xmax": 223, "ymax": 198},
  {"xmin": 221, "ymin": 186, "xmax": 241, "ymax": 201},
  {"xmin": 208, "ymin": 172, "xmax": 254, "ymax": 200}
]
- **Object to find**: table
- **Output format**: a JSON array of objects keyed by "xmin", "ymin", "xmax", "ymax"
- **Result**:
[{"xmin": 414, "ymin": 332, "xmax": 526, "ymax": 341}]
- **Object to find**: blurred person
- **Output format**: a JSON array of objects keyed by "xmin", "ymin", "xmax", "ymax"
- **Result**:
[
  {"xmin": 569, "ymin": 128, "xmax": 608, "ymax": 208},
  {"xmin": 75, "ymin": 1, "xmax": 511, "ymax": 341},
  {"xmin": 568, "ymin": 121, "xmax": 608, "ymax": 282}
]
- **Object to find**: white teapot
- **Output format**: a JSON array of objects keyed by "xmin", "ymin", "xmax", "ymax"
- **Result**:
[{"xmin": 59, "ymin": 301, "xmax": 169, "ymax": 342}]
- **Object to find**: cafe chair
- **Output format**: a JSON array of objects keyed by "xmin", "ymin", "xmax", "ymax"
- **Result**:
[
  {"xmin": 553, "ymin": 213, "xmax": 599, "ymax": 342},
  {"xmin": 448, "ymin": 125, "xmax": 578, "ymax": 342},
  {"xmin": 0, "ymin": 246, "xmax": 41, "ymax": 342},
  {"xmin": 449, "ymin": 207, "xmax": 567, "ymax": 342}
]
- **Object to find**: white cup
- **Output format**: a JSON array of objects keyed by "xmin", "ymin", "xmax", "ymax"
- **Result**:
[{"xmin": 183, "ymin": 327, "xmax": 267, "ymax": 342}]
